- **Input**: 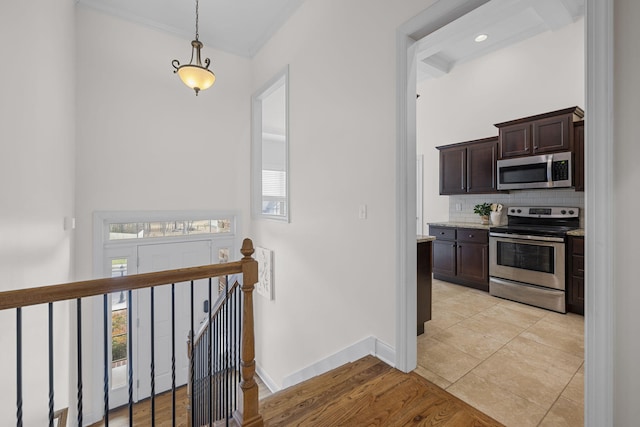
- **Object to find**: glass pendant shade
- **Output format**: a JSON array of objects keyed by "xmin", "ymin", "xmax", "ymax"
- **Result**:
[{"xmin": 177, "ymin": 64, "xmax": 215, "ymax": 93}]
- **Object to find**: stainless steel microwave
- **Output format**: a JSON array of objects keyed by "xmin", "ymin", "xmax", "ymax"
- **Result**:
[{"xmin": 497, "ymin": 151, "xmax": 572, "ymax": 190}]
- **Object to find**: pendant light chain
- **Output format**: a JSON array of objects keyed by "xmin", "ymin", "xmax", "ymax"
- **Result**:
[{"xmin": 195, "ymin": 0, "xmax": 200, "ymax": 41}]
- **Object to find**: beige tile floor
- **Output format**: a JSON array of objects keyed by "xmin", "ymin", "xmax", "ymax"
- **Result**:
[{"xmin": 415, "ymin": 279, "xmax": 584, "ymax": 427}]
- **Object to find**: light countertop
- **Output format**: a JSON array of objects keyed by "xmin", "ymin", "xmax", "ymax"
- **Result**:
[
  {"xmin": 428, "ymin": 221, "xmax": 491, "ymax": 230},
  {"xmin": 417, "ymin": 235, "xmax": 436, "ymax": 243},
  {"xmin": 567, "ymin": 229, "xmax": 585, "ymax": 237}
]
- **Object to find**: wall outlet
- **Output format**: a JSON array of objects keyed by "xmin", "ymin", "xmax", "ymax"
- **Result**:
[
  {"xmin": 359, "ymin": 204, "xmax": 367, "ymax": 219},
  {"xmin": 455, "ymin": 203, "xmax": 462, "ymax": 211}
]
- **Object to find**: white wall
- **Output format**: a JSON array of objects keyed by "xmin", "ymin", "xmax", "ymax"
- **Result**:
[
  {"xmin": 417, "ymin": 18, "xmax": 584, "ymax": 225},
  {"xmin": 248, "ymin": 0, "xmax": 437, "ymax": 389},
  {"xmin": 74, "ymin": 6, "xmax": 252, "ymax": 423},
  {"xmin": 0, "ymin": 0, "xmax": 75, "ymax": 424},
  {"xmin": 75, "ymin": 6, "xmax": 253, "ymax": 283},
  {"xmin": 613, "ymin": 0, "xmax": 640, "ymax": 424}
]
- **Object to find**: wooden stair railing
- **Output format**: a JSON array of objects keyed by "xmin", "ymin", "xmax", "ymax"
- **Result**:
[
  {"xmin": 0, "ymin": 237, "xmax": 263, "ymax": 427},
  {"xmin": 187, "ymin": 273, "xmax": 241, "ymax": 426}
]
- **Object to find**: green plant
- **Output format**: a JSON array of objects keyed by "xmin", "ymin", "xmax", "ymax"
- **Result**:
[{"xmin": 473, "ymin": 203, "xmax": 492, "ymax": 217}]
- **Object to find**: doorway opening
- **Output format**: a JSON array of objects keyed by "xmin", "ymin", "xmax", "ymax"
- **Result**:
[
  {"xmin": 396, "ymin": 0, "xmax": 614, "ymax": 425},
  {"xmin": 91, "ymin": 211, "xmax": 240, "ymax": 417}
]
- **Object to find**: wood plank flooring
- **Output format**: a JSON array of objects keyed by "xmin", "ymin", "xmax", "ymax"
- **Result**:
[
  {"xmin": 90, "ymin": 356, "xmax": 502, "ymax": 426},
  {"xmin": 260, "ymin": 355, "xmax": 504, "ymax": 426},
  {"xmin": 89, "ymin": 387, "xmax": 190, "ymax": 427}
]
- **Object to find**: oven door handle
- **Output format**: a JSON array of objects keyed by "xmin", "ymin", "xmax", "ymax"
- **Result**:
[{"xmin": 489, "ymin": 232, "xmax": 565, "ymax": 243}]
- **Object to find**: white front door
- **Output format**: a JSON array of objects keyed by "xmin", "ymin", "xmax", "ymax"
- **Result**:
[
  {"xmin": 135, "ymin": 240, "xmax": 213, "ymax": 400},
  {"xmin": 103, "ymin": 237, "xmax": 236, "ymax": 411}
]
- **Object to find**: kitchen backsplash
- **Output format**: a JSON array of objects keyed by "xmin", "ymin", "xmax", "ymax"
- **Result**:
[{"xmin": 447, "ymin": 189, "xmax": 585, "ymax": 227}]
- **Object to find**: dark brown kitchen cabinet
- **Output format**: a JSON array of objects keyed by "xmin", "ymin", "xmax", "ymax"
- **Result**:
[
  {"xmin": 567, "ymin": 235, "xmax": 584, "ymax": 315},
  {"xmin": 495, "ymin": 107, "xmax": 584, "ymax": 159},
  {"xmin": 437, "ymin": 137, "xmax": 499, "ymax": 195},
  {"xmin": 417, "ymin": 240, "xmax": 433, "ymax": 335},
  {"xmin": 573, "ymin": 120, "xmax": 585, "ymax": 192},
  {"xmin": 456, "ymin": 229, "xmax": 489, "ymax": 288},
  {"xmin": 439, "ymin": 145, "xmax": 466, "ymax": 194},
  {"xmin": 429, "ymin": 225, "xmax": 489, "ymax": 291}
]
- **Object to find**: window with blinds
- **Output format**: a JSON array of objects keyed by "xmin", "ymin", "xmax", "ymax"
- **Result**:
[
  {"xmin": 252, "ymin": 66, "xmax": 290, "ymax": 222},
  {"xmin": 262, "ymin": 170, "xmax": 287, "ymax": 216}
]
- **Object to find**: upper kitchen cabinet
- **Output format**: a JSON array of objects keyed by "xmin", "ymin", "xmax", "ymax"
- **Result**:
[
  {"xmin": 437, "ymin": 137, "xmax": 499, "ymax": 195},
  {"xmin": 495, "ymin": 107, "xmax": 584, "ymax": 159},
  {"xmin": 439, "ymin": 145, "xmax": 466, "ymax": 194}
]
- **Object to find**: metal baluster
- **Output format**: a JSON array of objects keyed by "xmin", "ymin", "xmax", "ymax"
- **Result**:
[
  {"xmin": 225, "ymin": 278, "xmax": 230, "ymax": 424},
  {"xmin": 150, "ymin": 287, "xmax": 155, "ymax": 427},
  {"xmin": 77, "ymin": 299, "xmax": 83, "ymax": 426},
  {"xmin": 171, "ymin": 283, "xmax": 176, "ymax": 427},
  {"xmin": 221, "ymin": 293, "xmax": 225, "ymax": 421},
  {"xmin": 16, "ymin": 307, "xmax": 23, "ymax": 427},
  {"xmin": 232, "ymin": 282, "xmax": 237, "ymax": 413},
  {"xmin": 190, "ymin": 280, "xmax": 195, "ymax": 427},
  {"xmin": 103, "ymin": 295, "xmax": 110, "ymax": 426},
  {"xmin": 208, "ymin": 277, "xmax": 213, "ymax": 426},
  {"xmin": 215, "ymin": 302, "xmax": 222, "ymax": 420},
  {"xmin": 128, "ymin": 290, "xmax": 133, "ymax": 426},
  {"xmin": 201, "ymin": 334, "xmax": 206, "ymax": 425},
  {"xmin": 48, "ymin": 303, "xmax": 54, "ymax": 427},
  {"xmin": 236, "ymin": 282, "xmax": 240, "ymax": 411},
  {"xmin": 229, "ymin": 289, "xmax": 238, "ymax": 413}
]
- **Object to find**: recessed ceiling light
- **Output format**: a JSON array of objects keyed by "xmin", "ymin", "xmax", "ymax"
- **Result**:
[{"xmin": 474, "ymin": 34, "xmax": 488, "ymax": 43}]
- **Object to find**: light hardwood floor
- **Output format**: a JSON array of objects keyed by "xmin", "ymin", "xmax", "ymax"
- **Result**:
[
  {"xmin": 89, "ymin": 358, "xmax": 502, "ymax": 426},
  {"xmin": 89, "ymin": 387, "xmax": 190, "ymax": 426},
  {"xmin": 260, "ymin": 355, "xmax": 503, "ymax": 426},
  {"xmin": 415, "ymin": 279, "xmax": 584, "ymax": 427}
]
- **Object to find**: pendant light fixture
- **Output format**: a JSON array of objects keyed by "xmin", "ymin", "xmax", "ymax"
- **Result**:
[{"xmin": 172, "ymin": 0, "xmax": 215, "ymax": 95}]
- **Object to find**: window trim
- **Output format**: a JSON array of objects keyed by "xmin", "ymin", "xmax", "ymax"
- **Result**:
[
  {"xmin": 251, "ymin": 66, "xmax": 290, "ymax": 222},
  {"xmin": 93, "ymin": 210, "xmax": 240, "ymax": 270}
]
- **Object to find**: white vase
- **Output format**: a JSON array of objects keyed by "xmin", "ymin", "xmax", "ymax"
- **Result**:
[{"xmin": 490, "ymin": 211, "xmax": 502, "ymax": 225}]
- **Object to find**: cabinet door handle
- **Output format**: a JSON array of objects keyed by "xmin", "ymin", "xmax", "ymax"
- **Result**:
[
  {"xmin": 468, "ymin": 234, "xmax": 473, "ymax": 238},
  {"xmin": 440, "ymin": 232, "xmax": 445, "ymax": 235}
]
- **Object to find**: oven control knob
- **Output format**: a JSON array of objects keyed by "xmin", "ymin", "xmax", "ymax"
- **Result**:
[
  {"xmin": 561, "ymin": 210, "xmax": 567, "ymax": 215},
  {"xmin": 569, "ymin": 210, "xmax": 575, "ymax": 215},
  {"xmin": 516, "ymin": 209, "xmax": 522, "ymax": 213}
]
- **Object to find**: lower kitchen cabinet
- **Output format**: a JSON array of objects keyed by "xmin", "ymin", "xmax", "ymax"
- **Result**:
[
  {"xmin": 567, "ymin": 235, "xmax": 585, "ymax": 315},
  {"xmin": 429, "ymin": 225, "xmax": 489, "ymax": 292},
  {"xmin": 417, "ymin": 240, "xmax": 433, "ymax": 335}
]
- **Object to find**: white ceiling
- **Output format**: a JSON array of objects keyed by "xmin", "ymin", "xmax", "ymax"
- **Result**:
[
  {"xmin": 416, "ymin": 0, "xmax": 584, "ymax": 80},
  {"xmin": 78, "ymin": 0, "xmax": 584, "ymax": 66},
  {"xmin": 78, "ymin": 0, "xmax": 307, "ymax": 58}
]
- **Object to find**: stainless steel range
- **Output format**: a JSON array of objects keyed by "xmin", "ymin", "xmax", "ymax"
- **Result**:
[{"xmin": 489, "ymin": 206, "xmax": 580, "ymax": 313}]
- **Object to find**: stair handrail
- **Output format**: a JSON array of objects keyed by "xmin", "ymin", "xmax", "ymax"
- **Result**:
[
  {"xmin": 0, "ymin": 261, "xmax": 243, "ymax": 311},
  {"xmin": 0, "ymin": 237, "xmax": 263, "ymax": 427}
]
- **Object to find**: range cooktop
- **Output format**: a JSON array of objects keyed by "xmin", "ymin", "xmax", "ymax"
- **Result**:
[{"xmin": 490, "ymin": 206, "xmax": 580, "ymax": 238}]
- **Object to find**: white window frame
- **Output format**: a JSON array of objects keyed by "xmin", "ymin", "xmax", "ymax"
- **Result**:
[
  {"xmin": 251, "ymin": 66, "xmax": 290, "ymax": 222},
  {"xmin": 92, "ymin": 210, "xmax": 241, "ymax": 282}
]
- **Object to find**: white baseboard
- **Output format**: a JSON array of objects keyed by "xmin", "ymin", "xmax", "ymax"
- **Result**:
[
  {"xmin": 255, "ymin": 361, "xmax": 280, "ymax": 394},
  {"xmin": 280, "ymin": 336, "xmax": 395, "ymax": 390}
]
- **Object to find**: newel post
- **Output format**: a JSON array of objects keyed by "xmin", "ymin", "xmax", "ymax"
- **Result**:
[{"xmin": 233, "ymin": 239, "xmax": 264, "ymax": 427}]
